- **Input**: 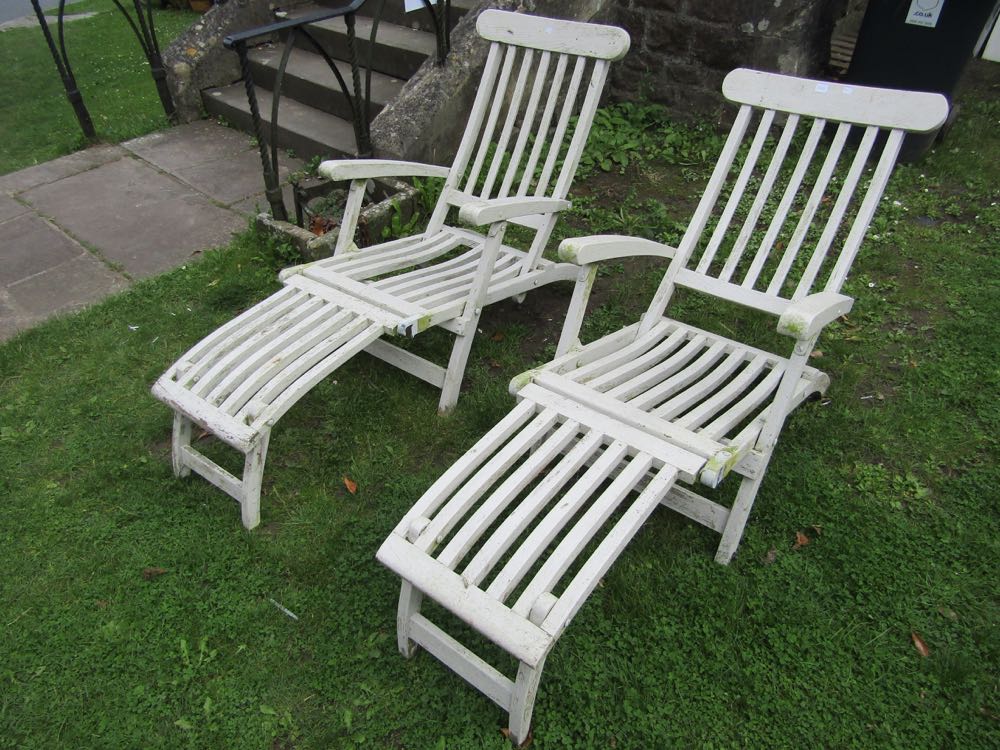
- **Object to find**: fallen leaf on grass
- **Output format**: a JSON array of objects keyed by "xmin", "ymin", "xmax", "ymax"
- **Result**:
[
  {"xmin": 762, "ymin": 547, "xmax": 777, "ymax": 565},
  {"xmin": 488, "ymin": 359, "xmax": 502, "ymax": 369},
  {"xmin": 810, "ymin": 349, "xmax": 824, "ymax": 359},
  {"xmin": 491, "ymin": 331, "xmax": 505, "ymax": 342},
  {"xmin": 310, "ymin": 216, "xmax": 337, "ymax": 236},
  {"xmin": 142, "ymin": 567, "xmax": 167, "ymax": 580},
  {"xmin": 911, "ymin": 632, "xmax": 931, "ymax": 658},
  {"xmin": 500, "ymin": 728, "xmax": 533, "ymax": 748},
  {"xmin": 792, "ymin": 531, "xmax": 810, "ymax": 550},
  {"xmin": 937, "ymin": 606, "xmax": 958, "ymax": 621},
  {"xmin": 343, "ymin": 476, "xmax": 358, "ymax": 495}
]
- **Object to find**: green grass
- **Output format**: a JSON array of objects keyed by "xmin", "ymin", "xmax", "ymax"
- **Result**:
[
  {"xmin": 1, "ymin": 67, "xmax": 998, "ymax": 747},
  {"xmin": 0, "ymin": 0, "xmax": 197, "ymax": 175}
]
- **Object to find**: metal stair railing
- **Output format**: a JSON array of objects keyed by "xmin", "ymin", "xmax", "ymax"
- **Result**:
[
  {"xmin": 29, "ymin": 0, "xmax": 177, "ymax": 141},
  {"xmin": 223, "ymin": 0, "xmax": 455, "ymax": 222}
]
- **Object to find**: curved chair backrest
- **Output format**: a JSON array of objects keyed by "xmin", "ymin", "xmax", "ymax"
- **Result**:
[
  {"xmin": 648, "ymin": 69, "xmax": 948, "ymax": 319},
  {"xmin": 427, "ymin": 10, "xmax": 630, "ymax": 263}
]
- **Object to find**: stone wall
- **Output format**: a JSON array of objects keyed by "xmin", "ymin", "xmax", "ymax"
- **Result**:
[{"xmin": 611, "ymin": 0, "xmax": 847, "ymax": 119}]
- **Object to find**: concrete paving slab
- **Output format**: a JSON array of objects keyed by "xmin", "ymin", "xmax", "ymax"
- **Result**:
[
  {"xmin": 231, "ymin": 183, "xmax": 297, "ymax": 216},
  {"xmin": 123, "ymin": 120, "xmax": 257, "ymax": 172},
  {"xmin": 0, "ymin": 212, "xmax": 84, "ymax": 286},
  {"xmin": 0, "ymin": 11, "xmax": 96, "ymax": 32},
  {"xmin": 0, "ymin": 194, "xmax": 29, "ymax": 222},
  {"xmin": 0, "ymin": 292, "xmax": 24, "ymax": 343},
  {"xmin": 7, "ymin": 254, "xmax": 128, "ymax": 318},
  {"xmin": 174, "ymin": 148, "xmax": 304, "ymax": 206},
  {"xmin": 0, "ymin": 144, "xmax": 126, "ymax": 195},
  {"xmin": 21, "ymin": 156, "xmax": 245, "ymax": 279}
]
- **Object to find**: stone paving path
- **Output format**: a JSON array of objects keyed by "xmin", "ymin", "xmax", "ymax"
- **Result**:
[{"xmin": 0, "ymin": 120, "xmax": 300, "ymax": 343}]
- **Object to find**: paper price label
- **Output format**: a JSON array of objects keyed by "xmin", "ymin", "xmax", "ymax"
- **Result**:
[{"xmin": 905, "ymin": 0, "xmax": 942, "ymax": 29}]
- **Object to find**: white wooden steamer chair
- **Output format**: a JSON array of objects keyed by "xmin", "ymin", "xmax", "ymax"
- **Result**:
[
  {"xmin": 377, "ymin": 69, "xmax": 948, "ymax": 743},
  {"xmin": 152, "ymin": 11, "xmax": 631, "ymax": 529}
]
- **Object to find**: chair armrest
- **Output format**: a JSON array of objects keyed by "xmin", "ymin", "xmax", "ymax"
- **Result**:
[
  {"xmin": 777, "ymin": 291, "xmax": 854, "ymax": 340},
  {"xmin": 558, "ymin": 235, "xmax": 677, "ymax": 266},
  {"xmin": 318, "ymin": 159, "xmax": 450, "ymax": 182},
  {"xmin": 458, "ymin": 197, "xmax": 570, "ymax": 226}
]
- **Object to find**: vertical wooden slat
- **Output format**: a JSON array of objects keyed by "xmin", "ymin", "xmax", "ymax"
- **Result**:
[
  {"xmin": 553, "ymin": 59, "xmax": 610, "ymax": 199},
  {"xmin": 793, "ymin": 124, "xmax": 877, "ymax": 299},
  {"xmin": 462, "ymin": 44, "xmax": 517, "ymax": 196},
  {"xmin": 696, "ymin": 109, "xmax": 776, "ymax": 275},
  {"xmin": 517, "ymin": 53, "xmax": 569, "ymax": 197},
  {"xmin": 481, "ymin": 49, "xmax": 535, "ymax": 199},
  {"xmin": 765, "ymin": 121, "xmax": 851, "ymax": 297},
  {"xmin": 498, "ymin": 51, "xmax": 552, "ymax": 199},
  {"xmin": 825, "ymin": 129, "xmax": 906, "ymax": 293},
  {"xmin": 720, "ymin": 113, "xmax": 799, "ymax": 284},
  {"xmin": 741, "ymin": 117, "xmax": 826, "ymax": 291},
  {"xmin": 533, "ymin": 56, "xmax": 586, "ymax": 197}
]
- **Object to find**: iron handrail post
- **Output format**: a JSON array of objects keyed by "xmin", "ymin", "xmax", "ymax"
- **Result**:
[
  {"xmin": 111, "ymin": 0, "xmax": 177, "ymax": 121},
  {"xmin": 234, "ymin": 38, "xmax": 289, "ymax": 221},
  {"xmin": 222, "ymin": 0, "xmax": 372, "ymax": 220},
  {"xmin": 31, "ymin": 0, "xmax": 96, "ymax": 139}
]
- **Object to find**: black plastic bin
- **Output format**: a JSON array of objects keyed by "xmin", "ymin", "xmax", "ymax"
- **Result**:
[{"xmin": 846, "ymin": 0, "xmax": 1000, "ymax": 160}]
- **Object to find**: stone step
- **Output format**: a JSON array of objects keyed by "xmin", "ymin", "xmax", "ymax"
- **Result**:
[
  {"xmin": 247, "ymin": 44, "xmax": 405, "ymax": 122},
  {"xmin": 203, "ymin": 84, "xmax": 359, "ymax": 162},
  {"xmin": 313, "ymin": 0, "xmax": 477, "ymax": 34},
  {"xmin": 281, "ymin": 7, "xmax": 437, "ymax": 79}
]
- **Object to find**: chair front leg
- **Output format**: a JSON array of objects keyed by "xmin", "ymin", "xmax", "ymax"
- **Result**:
[
  {"xmin": 396, "ymin": 581, "xmax": 424, "ymax": 658},
  {"xmin": 555, "ymin": 264, "xmax": 598, "ymax": 357},
  {"xmin": 171, "ymin": 413, "xmax": 193, "ymax": 478},
  {"xmin": 240, "ymin": 431, "xmax": 271, "ymax": 530},
  {"xmin": 438, "ymin": 221, "xmax": 508, "ymax": 412},
  {"xmin": 509, "ymin": 656, "xmax": 547, "ymax": 746}
]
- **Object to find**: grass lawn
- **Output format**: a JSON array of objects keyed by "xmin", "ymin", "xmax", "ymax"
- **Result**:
[
  {"xmin": 0, "ymin": 0, "xmax": 197, "ymax": 175},
  {"xmin": 1, "ymin": 63, "xmax": 997, "ymax": 747}
]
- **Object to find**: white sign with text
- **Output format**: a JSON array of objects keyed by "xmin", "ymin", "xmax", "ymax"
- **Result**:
[{"xmin": 905, "ymin": 0, "xmax": 943, "ymax": 29}]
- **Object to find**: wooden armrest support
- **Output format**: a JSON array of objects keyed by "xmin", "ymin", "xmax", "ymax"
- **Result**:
[
  {"xmin": 558, "ymin": 235, "xmax": 677, "ymax": 265},
  {"xmin": 777, "ymin": 291, "xmax": 854, "ymax": 340},
  {"xmin": 458, "ymin": 197, "xmax": 570, "ymax": 226},
  {"xmin": 318, "ymin": 159, "xmax": 450, "ymax": 182}
]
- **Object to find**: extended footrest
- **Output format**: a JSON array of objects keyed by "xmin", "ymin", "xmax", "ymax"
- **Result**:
[
  {"xmin": 377, "ymin": 390, "xmax": 705, "ymax": 739},
  {"xmin": 153, "ymin": 284, "xmax": 390, "ymax": 528}
]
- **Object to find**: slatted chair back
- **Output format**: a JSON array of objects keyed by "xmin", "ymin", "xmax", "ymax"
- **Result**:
[
  {"xmin": 426, "ymin": 10, "xmax": 630, "ymax": 267},
  {"xmin": 643, "ymin": 69, "xmax": 948, "ymax": 328}
]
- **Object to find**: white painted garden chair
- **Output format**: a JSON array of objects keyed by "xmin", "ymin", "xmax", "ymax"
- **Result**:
[
  {"xmin": 377, "ymin": 69, "xmax": 948, "ymax": 742},
  {"xmin": 152, "ymin": 10, "xmax": 630, "ymax": 529}
]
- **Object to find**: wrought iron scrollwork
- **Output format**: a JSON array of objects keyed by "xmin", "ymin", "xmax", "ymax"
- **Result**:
[
  {"xmin": 30, "ymin": 0, "xmax": 175, "ymax": 139},
  {"xmin": 30, "ymin": 0, "xmax": 96, "ymax": 139},
  {"xmin": 111, "ymin": 0, "xmax": 176, "ymax": 121}
]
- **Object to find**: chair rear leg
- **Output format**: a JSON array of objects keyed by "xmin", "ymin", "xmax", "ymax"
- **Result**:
[
  {"xmin": 171, "ymin": 413, "xmax": 193, "ymax": 478},
  {"xmin": 396, "ymin": 581, "xmax": 424, "ymax": 658},
  {"xmin": 240, "ymin": 431, "xmax": 271, "ymax": 530},
  {"xmin": 715, "ymin": 470, "xmax": 766, "ymax": 565},
  {"xmin": 509, "ymin": 656, "xmax": 547, "ymax": 746}
]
